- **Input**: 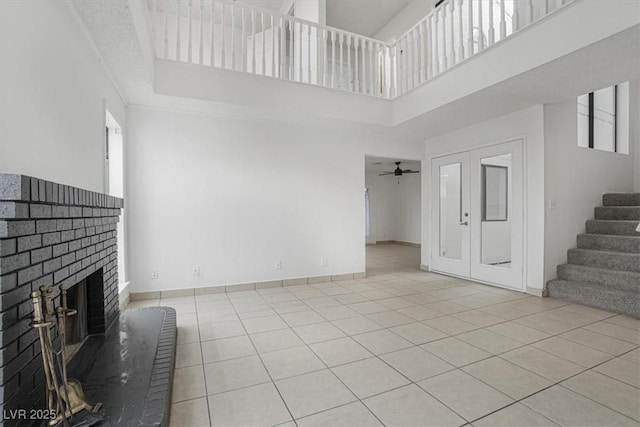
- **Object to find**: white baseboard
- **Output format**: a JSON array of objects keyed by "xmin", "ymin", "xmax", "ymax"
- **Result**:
[
  {"xmin": 119, "ymin": 281, "xmax": 131, "ymax": 309},
  {"xmin": 129, "ymin": 271, "xmax": 368, "ymax": 301},
  {"xmin": 526, "ymin": 286, "xmax": 545, "ymax": 297}
]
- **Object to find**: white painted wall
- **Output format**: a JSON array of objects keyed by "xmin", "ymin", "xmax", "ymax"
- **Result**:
[
  {"xmin": 423, "ymin": 105, "xmax": 545, "ymax": 292},
  {"xmin": 374, "ymin": 0, "xmax": 433, "ymax": 42},
  {"xmin": 126, "ymin": 106, "xmax": 421, "ymax": 292},
  {"xmin": 365, "ymin": 170, "xmax": 421, "ymax": 245},
  {"xmin": 0, "ymin": 1, "xmax": 125, "ymax": 192},
  {"xmin": 543, "ymin": 97, "xmax": 635, "ymax": 283}
]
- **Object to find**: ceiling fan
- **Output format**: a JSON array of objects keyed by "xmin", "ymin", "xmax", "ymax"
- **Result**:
[{"xmin": 378, "ymin": 161, "xmax": 420, "ymax": 177}]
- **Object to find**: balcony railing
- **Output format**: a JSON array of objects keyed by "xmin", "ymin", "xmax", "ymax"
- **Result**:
[{"xmin": 145, "ymin": 0, "xmax": 574, "ymax": 100}]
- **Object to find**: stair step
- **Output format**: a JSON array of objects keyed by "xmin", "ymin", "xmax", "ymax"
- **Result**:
[
  {"xmin": 603, "ymin": 193, "xmax": 640, "ymax": 207},
  {"xmin": 577, "ymin": 233, "xmax": 640, "ymax": 254},
  {"xmin": 547, "ymin": 280, "xmax": 640, "ymax": 318},
  {"xmin": 595, "ymin": 206, "xmax": 640, "ymax": 220},
  {"xmin": 567, "ymin": 248, "xmax": 640, "ymax": 273},
  {"xmin": 585, "ymin": 220, "xmax": 640, "ymax": 236},
  {"xmin": 557, "ymin": 264, "xmax": 640, "ymax": 293}
]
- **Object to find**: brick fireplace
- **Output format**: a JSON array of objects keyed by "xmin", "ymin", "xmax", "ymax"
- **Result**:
[{"xmin": 0, "ymin": 174, "xmax": 123, "ymax": 416}]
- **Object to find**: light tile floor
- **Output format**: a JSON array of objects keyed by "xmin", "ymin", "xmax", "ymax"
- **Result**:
[{"xmin": 127, "ymin": 244, "xmax": 640, "ymax": 427}]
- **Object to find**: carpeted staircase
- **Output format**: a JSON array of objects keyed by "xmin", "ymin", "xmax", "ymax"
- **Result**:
[{"xmin": 547, "ymin": 193, "xmax": 640, "ymax": 318}]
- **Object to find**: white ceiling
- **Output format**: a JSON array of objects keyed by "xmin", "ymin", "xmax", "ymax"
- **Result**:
[
  {"xmin": 326, "ymin": 0, "xmax": 414, "ymax": 37},
  {"xmin": 241, "ymin": 0, "xmax": 416, "ymax": 37}
]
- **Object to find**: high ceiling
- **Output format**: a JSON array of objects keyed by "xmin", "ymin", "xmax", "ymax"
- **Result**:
[
  {"xmin": 326, "ymin": 0, "xmax": 414, "ymax": 38},
  {"xmin": 239, "ymin": 0, "xmax": 415, "ymax": 38}
]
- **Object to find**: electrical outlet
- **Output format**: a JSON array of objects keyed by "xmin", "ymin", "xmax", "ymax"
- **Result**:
[
  {"xmin": 275, "ymin": 261, "xmax": 282, "ymax": 270},
  {"xmin": 320, "ymin": 257, "xmax": 328, "ymax": 267},
  {"xmin": 192, "ymin": 266, "xmax": 200, "ymax": 276},
  {"xmin": 151, "ymin": 270, "xmax": 158, "ymax": 279},
  {"xmin": 549, "ymin": 200, "xmax": 556, "ymax": 210}
]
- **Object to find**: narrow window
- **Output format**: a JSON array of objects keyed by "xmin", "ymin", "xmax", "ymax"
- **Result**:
[{"xmin": 578, "ymin": 83, "xmax": 628, "ymax": 154}]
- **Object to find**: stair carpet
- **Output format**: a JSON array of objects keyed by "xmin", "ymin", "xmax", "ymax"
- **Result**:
[{"xmin": 547, "ymin": 193, "xmax": 640, "ymax": 318}]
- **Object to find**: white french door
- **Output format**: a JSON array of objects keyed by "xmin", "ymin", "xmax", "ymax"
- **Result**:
[{"xmin": 431, "ymin": 140, "xmax": 523, "ymax": 291}]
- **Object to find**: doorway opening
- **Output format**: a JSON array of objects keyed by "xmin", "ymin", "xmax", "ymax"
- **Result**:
[
  {"xmin": 105, "ymin": 109, "xmax": 126, "ymax": 292},
  {"xmin": 365, "ymin": 155, "xmax": 422, "ymax": 272}
]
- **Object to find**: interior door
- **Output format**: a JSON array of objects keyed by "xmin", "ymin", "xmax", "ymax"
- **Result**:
[
  {"xmin": 430, "ymin": 140, "xmax": 524, "ymax": 291},
  {"xmin": 469, "ymin": 141, "xmax": 523, "ymax": 290},
  {"xmin": 430, "ymin": 152, "xmax": 470, "ymax": 278}
]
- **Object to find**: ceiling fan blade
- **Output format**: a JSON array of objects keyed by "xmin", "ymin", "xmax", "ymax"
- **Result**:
[
  {"xmin": 378, "ymin": 172, "xmax": 395, "ymax": 176},
  {"xmin": 402, "ymin": 170, "xmax": 420, "ymax": 174}
]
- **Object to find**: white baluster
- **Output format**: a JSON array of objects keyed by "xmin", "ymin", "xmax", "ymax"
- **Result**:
[
  {"xmin": 322, "ymin": 29, "xmax": 328, "ymax": 87},
  {"xmin": 220, "ymin": 3, "xmax": 225, "ymax": 69},
  {"xmin": 187, "ymin": 0, "xmax": 193, "ymax": 63},
  {"xmin": 527, "ymin": 0, "xmax": 534, "ymax": 25},
  {"xmin": 389, "ymin": 44, "xmax": 395, "ymax": 97},
  {"xmin": 307, "ymin": 24, "xmax": 311, "ymax": 84},
  {"xmin": 354, "ymin": 38, "xmax": 359, "ymax": 92},
  {"xmin": 384, "ymin": 45, "xmax": 389, "ymax": 98},
  {"xmin": 425, "ymin": 19, "xmax": 431, "ymax": 80},
  {"xmin": 433, "ymin": 12, "xmax": 439, "ymax": 74},
  {"xmin": 241, "ymin": 8, "xmax": 246, "ymax": 72},
  {"xmin": 163, "ymin": 0, "xmax": 169, "ymax": 58},
  {"xmin": 209, "ymin": 0, "xmax": 214, "ymax": 66},
  {"xmin": 373, "ymin": 43, "xmax": 379, "ymax": 96},
  {"xmin": 331, "ymin": 31, "xmax": 336, "ymax": 88},
  {"xmin": 198, "ymin": 0, "xmax": 204, "ymax": 64},
  {"xmin": 176, "ymin": 0, "xmax": 181, "ymax": 61},
  {"xmin": 251, "ymin": 10, "xmax": 256, "ymax": 73},
  {"xmin": 361, "ymin": 39, "xmax": 367, "ymax": 93},
  {"xmin": 298, "ymin": 22, "xmax": 303, "ymax": 82},
  {"xmin": 288, "ymin": 19, "xmax": 294, "ymax": 79},
  {"xmin": 513, "ymin": 0, "xmax": 520, "ymax": 32},
  {"xmin": 448, "ymin": 1, "xmax": 455, "ymax": 65},
  {"xmin": 262, "ymin": 14, "xmax": 266, "ymax": 76},
  {"xmin": 477, "ymin": 0, "xmax": 484, "ymax": 51},
  {"xmin": 488, "ymin": 0, "xmax": 495, "ymax": 46},
  {"xmin": 543, "ymin": 0, "xmax": 548, "ymax": 16},
  {"xmin": 346, "ymin": 35, "xmax": 352, "ymax": 91},
  {"xmin": 339, "ymin": 33, "xmax": 344, "ymax": 88},
  {"xmin": 467, "ymin": 0, "xmax": 474, "ymax": 56},
  {"xmin": 271, "ymin": 15, "xmax": 276, "ymax": 77},
  {"xmin": 441, "ymin": 5, "xmax": 448, "ymax": 69},
  {"xmin": 458, "ymin": 0, "xmax": 464, "ymax": 62},
  {"xmin": 414, "ymin": 29, "xmax": 420, "ymax": 87},
  {"xmin": 368, "ymin": 40, "xmax": 374, "ymax": 95},
  {"xmin": 280, "ymin": 17, "xmax": 286, "ymax": 78},
  {"xmin": 500, "ymin": 0, "xmax": 506, "ymax": 40},
  {"xmin": 230, "ymin": 5, "xmax": 235, "ymax": 70},
  {"xmin": 404, "ymin": 33, "xmax": 411, "ymax": 89},
  {"xmin": 418, "ymin": 23, "xmax": 424, "ymax": 83}
]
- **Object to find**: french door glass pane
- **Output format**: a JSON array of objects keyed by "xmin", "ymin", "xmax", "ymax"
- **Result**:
[
  {"xmin": 480, "ymin": 154, "xmax": 511, "ymax": 267},
  {"xmin": 439, "ymin": 163, "xmax": 462, "ymax": 260}
]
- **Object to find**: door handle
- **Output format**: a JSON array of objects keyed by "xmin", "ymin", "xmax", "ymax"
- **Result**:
[{"xmin": 460, "ymin": 221, "xmax": 469, "ymax": 226}]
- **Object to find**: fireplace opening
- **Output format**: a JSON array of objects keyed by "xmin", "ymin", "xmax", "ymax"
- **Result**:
[{"xmin": 63, "ymin": 268, "xmax": 104, "ymax": 359}]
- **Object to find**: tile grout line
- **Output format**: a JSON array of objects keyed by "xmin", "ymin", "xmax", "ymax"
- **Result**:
[
  {"xmin": 227, "ymin": 291, "xmax": 301, "ymax": 427},
  {"xmin": 158, "ymin": 262, "xmax": 638, "ymax": 427}
]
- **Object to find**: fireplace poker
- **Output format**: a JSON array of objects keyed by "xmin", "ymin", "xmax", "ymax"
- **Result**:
[
  {"xmin": 30, "ymin": 291, "xmax": 56, "ymax": 415},
  {"xmin": 33, "ymin": 287, "xmax": 70, "ymax": 427}
]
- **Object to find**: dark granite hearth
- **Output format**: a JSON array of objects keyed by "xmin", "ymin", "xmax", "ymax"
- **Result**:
[{"xmin": 66, "ymin": 307, "xmax": 177, "ymax": 427}]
